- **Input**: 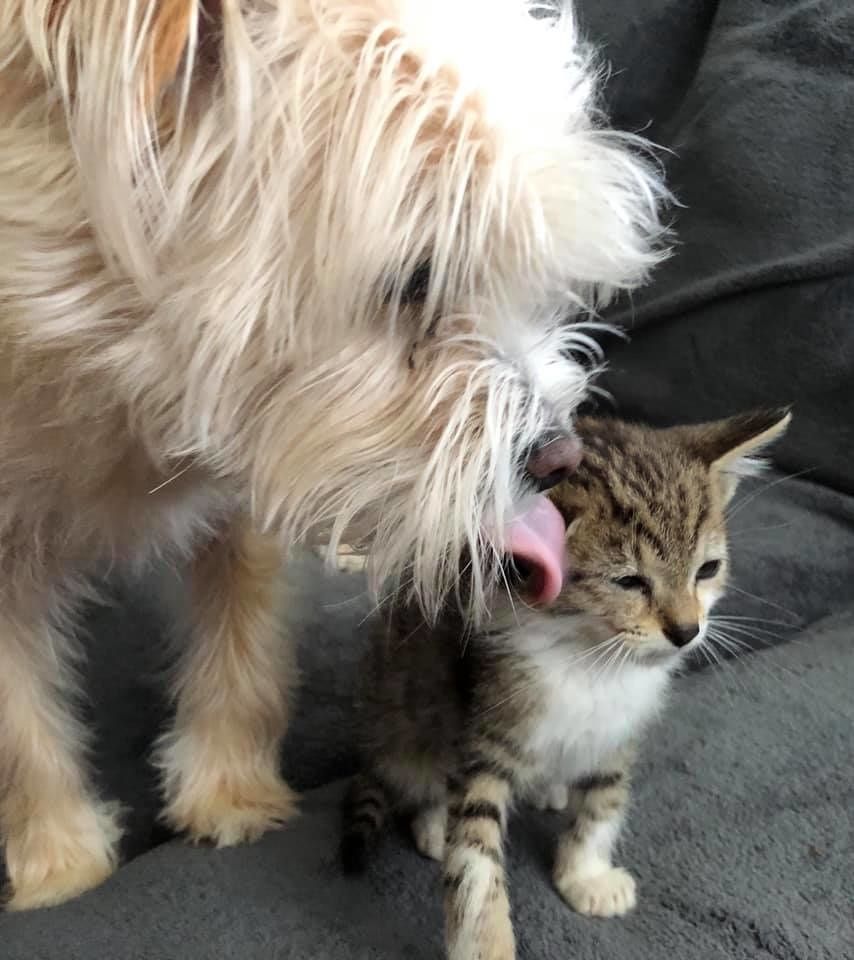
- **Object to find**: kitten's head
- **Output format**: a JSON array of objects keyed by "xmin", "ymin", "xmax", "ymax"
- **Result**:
[{"xmin": 545, "ymin": 410, "xmax": 791, "ymax": 661}]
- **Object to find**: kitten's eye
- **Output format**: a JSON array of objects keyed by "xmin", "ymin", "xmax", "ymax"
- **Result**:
[
  {"xmin": 696, "ymin": 559, "xmax": 722, "ymax": 581},
  {"xmin": 613, "ymin": 575, "xmax": 649, "ymax": 592},
  {"xmin": 400, "ymin": 260, "xmax": 431, "ymax": 304}
]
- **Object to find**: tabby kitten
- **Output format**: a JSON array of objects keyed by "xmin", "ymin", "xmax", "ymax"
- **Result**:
[{"xmin": 341, "ymin": 410, "xmax": 790, "ymax": 960}]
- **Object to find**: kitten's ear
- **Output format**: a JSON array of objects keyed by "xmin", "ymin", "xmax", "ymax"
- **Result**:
[{"xmin": 687, "ymin": 408, "xmax": 792, "ymax": 503}]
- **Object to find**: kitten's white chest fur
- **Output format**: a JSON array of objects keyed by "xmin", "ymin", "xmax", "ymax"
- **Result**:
[{"xmin": 511, "ymin": 616, "xmax": 674, "ymax": 784}]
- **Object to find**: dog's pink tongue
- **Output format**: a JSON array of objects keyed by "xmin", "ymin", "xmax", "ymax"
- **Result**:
[{"xmin": 505, "ymin": 495, "xmax": 568, "ymax": 605}]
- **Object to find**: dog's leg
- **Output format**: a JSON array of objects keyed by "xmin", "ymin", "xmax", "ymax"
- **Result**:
[
  {"xmin": 0, "ymin": 597, "xmax": 122, "ymax": 911},
  {"xmin": 156, "ymin": 516, "xmax": 297, "ymax": 845}
]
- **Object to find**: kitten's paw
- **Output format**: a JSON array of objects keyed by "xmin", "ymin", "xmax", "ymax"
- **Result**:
[
  {"xmin": 556, "ymin": 866, "xmax": 637, "ymax": 918},
  {"xmin": 413, "ymin": 806, "xmax": 446, "ymax": 861},
  {"xmin": 162, "ymin": 760, "xmax": 298, "ymax": 846},
  {"xmin": 533, "ymin": 783, "xmax": 569, "ymax": 812},
  {"xmin": 4, "ymin": 801, "xmax": 122, "ymax": 911}
]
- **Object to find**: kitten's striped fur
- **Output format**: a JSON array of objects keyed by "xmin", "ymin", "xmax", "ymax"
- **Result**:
[{"xmin": 341, "ymin": 410, "xmax": 790, "ymax": 960}]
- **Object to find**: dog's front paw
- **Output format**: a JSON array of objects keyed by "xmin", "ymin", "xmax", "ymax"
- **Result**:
[
  {"xmin": 159, "ymin": 742, "xmax": 298, "ymax": 846},
  {"xmin": 166, "ymin": 773, "xmax": 298, "ymax": 847},
  {"xmin": 556, "ymin": 866, "xmax": 637, "ymax": 918},
  {"xmin": 4, "ymin": 801, "xmax": 122, "ymax": 911}
]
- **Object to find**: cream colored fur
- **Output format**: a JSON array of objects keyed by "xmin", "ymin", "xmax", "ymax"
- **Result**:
[{"xmin": 0, "ymin": 0, "xmax": 666, "ymax": 909}]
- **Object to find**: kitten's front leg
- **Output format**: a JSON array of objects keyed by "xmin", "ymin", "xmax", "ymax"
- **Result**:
[
  {"xmin": 554, "ymin": 762, "xmax": 636, "ymax": 918},
  {"xmin": 443, "ymin": 760, "xmax": 515, "ymax": 960}
]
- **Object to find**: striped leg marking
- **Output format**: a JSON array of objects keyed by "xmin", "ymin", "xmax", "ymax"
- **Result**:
[
  {"xmin": 443, "ymin": 768, "xmax": 515, "ymax": 960},
  {"xmin": 554, "ymin": 768, "xmax": 636, "ymax": 918}
]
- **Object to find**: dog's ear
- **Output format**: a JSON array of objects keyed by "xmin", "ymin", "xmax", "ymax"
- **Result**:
[
  {"xmin": 41, "ymin": 0, "xmax": 217, "ymax": 104},
  {"xmin": 31, "ymin": 1, "xmax": 225, "ymax": 287}
]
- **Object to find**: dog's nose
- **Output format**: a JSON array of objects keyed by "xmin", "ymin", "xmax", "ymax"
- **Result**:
[
  {"xmin": 663, "ymin": 622, "xmax": 700, "ymax": 648},
  {"xmin": 525, "ymin": 434, "xmax": 583, "ymax": 492}
]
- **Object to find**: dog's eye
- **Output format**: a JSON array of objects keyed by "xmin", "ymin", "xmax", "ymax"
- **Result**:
[
  {"xmin": 612, "ymin": 574, "xmax": 649, "ymax": 592},
  {"xmin": 696, "ymin": 559, "xmax": 722, "ymax": 581},
  {"xmin": 400, "ymin": 260, "xmax": 431, "ymax": 305}
]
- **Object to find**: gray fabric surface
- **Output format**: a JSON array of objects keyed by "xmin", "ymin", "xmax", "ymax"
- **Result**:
[
  {"xmin": 3, "ymin": 610, "xmax": 852, "ymax": 960},
  {"xmin": 3, "ymin": 1, "xmax": 854, "ymax": 957},
  {"xmin": 576, "ymin": 0, "xmax": 854, "ymax": 495}
]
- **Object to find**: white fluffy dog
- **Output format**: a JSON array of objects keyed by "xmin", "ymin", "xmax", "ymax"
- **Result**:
[{"xmin": 0, "ymin": 0, "xmax": 666, "ymax": 910}]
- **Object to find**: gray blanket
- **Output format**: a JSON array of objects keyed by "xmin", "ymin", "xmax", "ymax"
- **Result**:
[
  {"xmin": 577, "ymin": 0, "xmax": 854, "ymax": 495},
  {"xmin": 3, "ymin": 592, "xmax": 853, "ymax": 960},
  {"xmin": 2, "ymin": 1, "xmax": 854, "ymax": 957}
]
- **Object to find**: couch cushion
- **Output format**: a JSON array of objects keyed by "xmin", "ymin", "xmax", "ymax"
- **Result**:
[{"xmin": 576, "ymin": 0, "xmax": 854, "ymax": 496}]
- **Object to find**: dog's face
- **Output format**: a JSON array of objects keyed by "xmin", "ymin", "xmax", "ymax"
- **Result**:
[{"xmin": 30, "ymin": 0, "xmax": 666, "ymax": 618}]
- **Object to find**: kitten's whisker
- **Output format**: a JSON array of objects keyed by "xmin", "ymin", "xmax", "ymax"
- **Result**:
[
  {"xmin": 726, "ymin": 584, "xmax": 799, "ymax": 620},
  {"xmin": 586, "ymin": 636, "xmax": 625, "ymax": 681},
  {"xmin": 493, "ymin": 556, "xmax": 521, "ymax": 633},
  {"xmin": 591, "ymin": 637, "xmax": 628, "ymax": 683},
  {"xmin": 570, "ymin": 637, "xmax": 624, "ymax": 682},
  {"xmin": 320, "ymin": 590, "xmax": 372, "ymax": 611},
  {"xmin": 701, "ymin": 637, "xmax": 719, "ymax": 663},
  {"xmin": 492, "ymin": 544, "xmax": 546, "ymax": 627},
  {"xmin": 708, "ymin": 633, "xmax": 748, "ymax": 657},
  {"xmin": 473, "ymin": 637, "xmax": 621, "ymax": 720},
  {"xmin": 705, "ymin": 628, "xmax": 746, "ymax": 656},
  {"xmin": 713, "ymin": 614, "xmax": 799, "ymax": 628},
  {"xmin": 711, "ymin": 619, "xmax": 788, "ymax": 646},
  {"xmin": 707, "ymin": 628, "xmax": 854, "ymax": 722},
  {"xmin": 710, "ymin": 631, "xmax": 749, "ymax": 649},
  {"xmin": 394, "ymin": 619, "xmax": 433, "ymax": 652},
  {"xmin": 727, "ymin": 521, "xmax": 794, "ymax": 540},
  {"xmin": 703, "ymin": 631, "xmax": 753, "ymax": 699},
  {"xmin": 356, "ymin": 573, "xmax": 417, "ymax": 626},
  {"xmin": 615, "ymin": 644, "xmax": 634, "ymax": 681},
  {"xmin": 720, "ymin": 627, "xmax": 783, "ymax": 647},
  {"xmin": 727, "ymin": 466, "xmax": 817, "ymax": 521}
]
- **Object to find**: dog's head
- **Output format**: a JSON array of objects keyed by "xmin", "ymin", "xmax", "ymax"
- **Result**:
[{"xmin": 21, "ymin": 1, "xmax": 668, "ymax": 619}]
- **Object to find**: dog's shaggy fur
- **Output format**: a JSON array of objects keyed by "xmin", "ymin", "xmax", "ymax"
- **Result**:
[{"xmin": 0, "ymin": 0, "xmax": 666, "ymax": 910}]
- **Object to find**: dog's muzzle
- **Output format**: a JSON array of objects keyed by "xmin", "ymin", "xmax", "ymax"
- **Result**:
[{"xmin": 525, "ymin": 433, "xmax": 583, "ymax": 492}]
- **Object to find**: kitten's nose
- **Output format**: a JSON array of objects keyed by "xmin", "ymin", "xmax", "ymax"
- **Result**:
[
  {"xmin": 663, "ymin": 622, "xmax": 700, "ymax": 648},
  {"xmin": 525, "ymin": 434, "xmax": 583, "ymax": 492}
]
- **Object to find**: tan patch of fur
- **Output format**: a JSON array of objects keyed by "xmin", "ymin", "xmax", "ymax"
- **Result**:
[
  {"xmin": 369, "ymin": 24, "xmax": 495, "ymax": 168},
  {"xmin": 46, "ymin": 0, "xmax": 195, "ymax": 101},
  {"xmin": 155, "ymin": 517, "xmax": 298, "ymax": 845},
  {"xmin": 473, "ymin": 908, "xmax": 516, "ymax": 960},
  {"xmin": 3, "ymin": 801, "xmax": 122, "ymax": 911},
  {"xmin": 0, "ymin": 598, "xmax": 123, "ymax": 910},
  {"xmin": 149, "ymin": 0, "xmax": 196, "ymax": 100},
  {"xmin": 46, "ymin": 0, "xmax": 70, "ymax": 27},
  {"xmin": 459, "ymin": 772, "xmax": 511, "ymax": 810}
]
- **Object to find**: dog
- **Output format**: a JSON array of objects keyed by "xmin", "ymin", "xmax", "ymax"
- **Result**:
[{"xmin": 0, "ymin": 0, "xmax": 666, "ymax": 910}]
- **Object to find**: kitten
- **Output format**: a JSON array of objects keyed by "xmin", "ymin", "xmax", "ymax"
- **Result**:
[{"xmin": 340, "ymin": 410, "xmax": 790, "ymax": 960}]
